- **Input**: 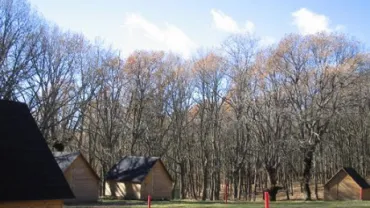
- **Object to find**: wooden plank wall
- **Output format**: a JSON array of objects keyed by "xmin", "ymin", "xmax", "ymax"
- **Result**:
[
  {"xmin": 104, "ymin": 180, "xmax": 123, "ymax": 197},
  {"xmin": 124, "ymin": 182, "xmax": 141, "ymax": 199},
  {"xmin": 104, "ymin": 181, "xmax": 141, "ymax": 199},
  {"xmin": 141, "ymin": 161, "xmax": 173, "ymax": 200},
  {"xmin": 338, "ymin": 175, "xmax": 361, "ymax": 200},
  {"xmin": 324, "ymin": 170, "xmax": 346, "ymax": 200},
  {"xmin": 64, "ymin": 156, "xmax": 99, "ymax": 203},
  {"xmin": 324, "ymin": 171, "xmax": 361, "ymax": 200},
  {"xmin": 361, "ymin": 188, "xmax": 370, "ymax": 200}
]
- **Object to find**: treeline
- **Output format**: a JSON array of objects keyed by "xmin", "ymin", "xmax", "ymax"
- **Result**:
[{"xmin": 2, "ymin": 0, "xmax": 370, "ymax": 201}]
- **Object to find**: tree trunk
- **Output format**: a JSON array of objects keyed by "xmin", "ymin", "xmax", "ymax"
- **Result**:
[
  {"xmin": 189, "ymin": 160, "xmax": 197, "ymax": 199},
  {"xmin": 210, "ymin": 172, "xmax": 214, "ymax": 200},
  {"xmin": 285, "ymin": 187, "xmax": 290, "ymax": 200},
  {"xmin": 202, "ymin": 160, "xmax": 209, "ymax": 200},
  {"xmin": 213, "ymin": 166, "xmax": 220, "ymax": 200},
  {"xmin": 268, "ymin": 186, "xmax": 280, "ymax": 201},
  {"xmin": 302, "ymin": 144, "xmax": 316, "ymax": 201},
  {"xmin": 284, "ymin": 169, "xmax": 290, "ymax": 200},
  {"xmin": 266, "ymin": 167, "xmax": 279, "ymax": 201},
  {"xmin": 248, "ymin": 176, "xmax": 252, "ymax": 201},
  {"xmin": 238, "ymin": 168, "xmax": 243, "ymax": 200},
  {"xmin": 233, "ymin": 170, "xmax": 238, "ymax": 199},
  {"xmin": 290, "ymin": 177, "xmax": 294, "ymax": 196},
  {"xmin": 180, "ymin": 161, "xmax": 186, "ymax": 199},
  {"xmin": 101, "ymin": 168, "xmax": 105, "ymax": 197},
  {"xmin": 314, "ymin": 158, "xmax": 319, "ymax": 200},
  {"xmin": 253, "ymin": 163, "xmax": 258, "ymax": 201}
]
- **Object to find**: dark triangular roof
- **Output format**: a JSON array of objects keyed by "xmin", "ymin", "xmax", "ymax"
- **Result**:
[
  {"xmin": 105, "ymin": 156, "xmax": 161, "ymax": 183},
  {"xmin": 343, "ymin": 167, "xmax": 370, "ymax": 188},
  {"xmin": 325, "ymin": 167, "xmax": 370, "ymax": 189},
  {"xmin": 53, "ymin": 151, "xmax": 80, "ymax": 172},
  {"xmin": 53, "ymin": 151, "xmax": 100, "ymax": 180},
  {"xmin": 0, "ymin": 100, "xmax": 75, "ymax": 201}
]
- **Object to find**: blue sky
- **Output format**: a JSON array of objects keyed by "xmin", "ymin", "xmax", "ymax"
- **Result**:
[{"xmin": 28, "ymin": 0, "xmax": 370, "ymax": 58}]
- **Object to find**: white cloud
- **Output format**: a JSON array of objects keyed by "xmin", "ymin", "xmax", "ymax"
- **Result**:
[
  {"xmin": 292, "ymin": 8, "xmax": 345, "ymax": 35},
  {"xmin": 260, "ymin": 36, "xmax": 276, "ymax": 47},
  {"xmin": 210, "ymin": 9, "xmax": 255, "ymax": 34},
  {"xmin": 245, "ymin": 21, "xmax": 255, "ymax": 33},
  {"xmin": 335, "ymin": 24, "xmax": 346, "ymax": 31},
  {"xmin": 123, "ymin": 13, "xmax": 197, "ymax": 58}
]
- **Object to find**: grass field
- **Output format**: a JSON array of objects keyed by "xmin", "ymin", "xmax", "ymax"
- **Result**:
[{"xmin": 67, "ymin": 200, "xmax": 370, "ymax": 208}]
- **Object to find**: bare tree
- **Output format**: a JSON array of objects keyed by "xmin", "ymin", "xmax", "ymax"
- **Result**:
[
  {"xmin": 192, "ymin": 50, "xmax": 229, "ymax": 200},
  {"xmin": 4, "ymin": 0, "xmax": 370, "ymax": 201},
  {"xmin": 0, "ymin": 0, "xmax": 40, "ymax": 99},
  {"xmin": 272, "ymin": 33, "xmax": 364, "ymax": 200},
  {"xmin": 27, "ymin": 26, "xmax": 88, "ymax": 148},
  {"xmin": 165, "ymin": 58, "xmax": 194, "ymax": 199},
  {"xmin": 221, "ymin": 33, "xmax": 258, "ymax": 200}
]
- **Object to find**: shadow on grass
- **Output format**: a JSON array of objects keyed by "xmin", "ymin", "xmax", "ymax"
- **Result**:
[
  {"xmin": 66, "ymin": 200, "xmax": 146, "ymax": 207},
  {"xmin": 68, "ymin": 199, "xmax": 354, "ymax": 208},
  {"xmin": 66, "ymin": 199, "xmax": 253, "ymax": 207},
  {"xmin": 169, "ymin": 200, "xmax": 247, "ymax": 204}
]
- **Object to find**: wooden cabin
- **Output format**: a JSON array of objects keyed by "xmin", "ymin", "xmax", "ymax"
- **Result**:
[
  {"xmin": 324, "ymin": 167, "xmax": 370, "ymax": 200},
  {"xmin": 104, "ymin": 156, "xmax": 173, "ymax": 200},
  {"xmin": 0, "ymin": 100, "xmax": 74, "ymax": 208},
  {"xmin": 54, "ymin": 151, "xmax": 100, "ymax": 204}
]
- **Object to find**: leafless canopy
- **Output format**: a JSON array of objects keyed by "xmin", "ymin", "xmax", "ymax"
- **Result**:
[{"xmin": 2, "ymin": 0, "xmax": 370, "ymax": 201}]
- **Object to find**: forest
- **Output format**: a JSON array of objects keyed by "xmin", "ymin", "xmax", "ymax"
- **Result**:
[{"xmin": 2, "ymin": 0, "xmax": 370, "ymax": 202}]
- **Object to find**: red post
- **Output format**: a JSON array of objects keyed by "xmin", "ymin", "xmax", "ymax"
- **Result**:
[
  {"xmin": 360, "ymin": 188, "xmax": 363, "ymax": 200},
  {"xmin": 148, "ymin": 195, "xmax": 151, "ymax": 208},
  {"xmin": 264, "ymin": 192, "xmax": 269, "ymax": 208},
  {"xmin": 225, "ymin": 182, "xmax": 228, "ymax": 204}
]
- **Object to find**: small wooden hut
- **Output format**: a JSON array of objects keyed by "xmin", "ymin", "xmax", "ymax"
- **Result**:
[
  {"xmin": 324, "ymin": 167, "xmax": 370, "ymax": 200},
  {"xmin": 104, "ymin": 156, "xmax": 173, "ymax": 200},
  {"xmin": 0, "ymin": 100, "xmax": 74, "ymax": 208},
  {"xmin": 54, "ymin": 151, "xmax": 100, "ymax": 203}
]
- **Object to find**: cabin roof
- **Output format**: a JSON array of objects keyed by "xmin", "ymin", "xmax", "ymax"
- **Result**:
[
  {"xmin": 106, "ymin": 156, "xmax": 170, "ymax": 183},
  {"xmin": 53, "ymin": 152, "xmax": 80, "ymax": 172},
  {"xmin": 343, "ymin": 167, "xmax": 370, "ymax": 189},
  {"xmin": 0, "ymin": 100, "xmax": 74, "ymax": 201},
  {"xmin": 53, "ymin": 151, "xmax": 100, "ymax": 180},
  {"xmin": 325, "ymin": 167, "xmax": 370, "ymax": 189}
]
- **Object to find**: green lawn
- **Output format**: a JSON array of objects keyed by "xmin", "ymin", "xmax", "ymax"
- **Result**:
[{"xmin": 67, "ymin": 200, "xmax": 370, "ymax": 208}]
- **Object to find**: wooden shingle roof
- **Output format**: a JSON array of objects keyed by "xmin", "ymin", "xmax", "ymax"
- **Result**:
[
  {"xmin": 53, "ymin": 152, "xmax": 80, "ymax": 172},
  {"xmin": 106, "ymin": 156, "xmax": 159, "ymax": 183},
  {"xmin": 325, "ymin": 167, "xmax": 370, "ymax": 189},
  {"xmin": 343, "ymin": 167, "xmax": 370, "ymax": 189},
  {"xmin": 106, "ymin": 156, "xmax": 173, "ymax": 183},
  {"xmin": 53, "ymin": 151, "xmax": 100, "ymax": 180},
  {"xmin": 0, "ymin": 100, "xmax": 75, "ymax": 201}
]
